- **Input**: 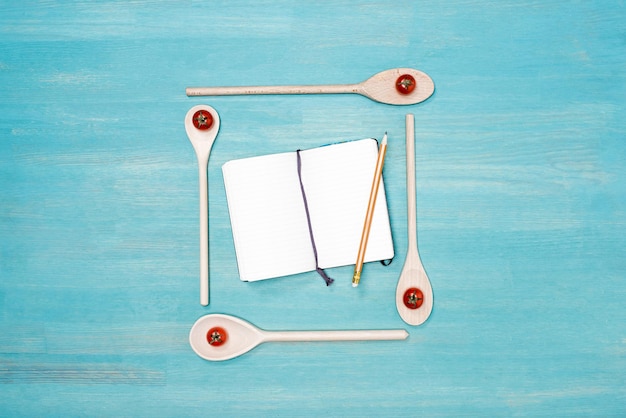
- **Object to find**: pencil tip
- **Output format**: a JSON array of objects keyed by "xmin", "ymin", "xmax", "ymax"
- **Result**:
[
  {"xmin": 382, "ymin": 132, "xmax": 387, "ymax": 145},
  {"xmin": 352, "ymin": 282, "xmax": 358, "ymax": 288}
]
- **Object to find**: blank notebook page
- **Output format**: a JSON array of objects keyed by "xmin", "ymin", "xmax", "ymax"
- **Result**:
[{"xmin": 222, "ymin": 138, "xmax": 394, "ymax": 282}]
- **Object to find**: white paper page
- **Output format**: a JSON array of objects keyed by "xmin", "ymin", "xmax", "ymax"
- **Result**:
[
  {"xmin": 299, "ymin": 139, "xmax": 394, "ymax": 268},
  {"xmin": 222, "ymin": 152, "xmax": 315, "ymax": 281}
]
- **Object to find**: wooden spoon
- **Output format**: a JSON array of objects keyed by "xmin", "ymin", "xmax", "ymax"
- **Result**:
[
  {"xmin": 189, "ymin": 314, "xmax": 408, "ymax": 361},
  {"xmin": 184, "ymin": 105, "xmax": 220, "ymax": 306},
  {"xmin": 396, "ymin": 114, "xmax": 433, "ymax": 326},
  {"xmin": 186, "ymin": 68, "xmax": 434, "ymax": 106}
]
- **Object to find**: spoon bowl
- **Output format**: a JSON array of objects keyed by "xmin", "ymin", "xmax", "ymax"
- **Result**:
[
  {"xmin": 185, "ymin": 105, "xmax": 220, "ymax": 306},
  {"xmin": 359, "ymin": 68, "xmax": 435, "ymax": 105},
  {"xmin": 186, "ymin": 68, "xmax": 434, "ymax": 106},
  {"xmin": 189, "ymin": 314, "xmax": 408, "ymax": 361}
]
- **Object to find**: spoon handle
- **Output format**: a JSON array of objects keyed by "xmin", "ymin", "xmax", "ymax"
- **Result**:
[
  {"xmin": 197, "ymin": 159, "xmax": 209, "ymax": 306},
  {"xmin": 186, "ymin": 83, "xmax": 360, "ymax": 97},
  {"xmin": 263, "ymin": 329, "xmax": 408, "ymax": 343},
  {"xmin": 406, "ymin": 114, "xmax": 418, "ymax": 253}
]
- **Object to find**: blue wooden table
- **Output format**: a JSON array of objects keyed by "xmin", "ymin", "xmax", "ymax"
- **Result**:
[{"xmin": 1, "ymin": 1, "xmax": 625, "ymax": 416}]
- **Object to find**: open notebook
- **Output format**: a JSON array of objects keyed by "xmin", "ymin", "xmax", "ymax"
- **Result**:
[{"xmin": 222, "ymin": 138, "xmax": 394, "ymax": 282}]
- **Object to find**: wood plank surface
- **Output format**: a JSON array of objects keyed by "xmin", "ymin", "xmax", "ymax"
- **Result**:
[{"xmin": 1, "ymin": 1, "xmax": 625, "ymax": 416}]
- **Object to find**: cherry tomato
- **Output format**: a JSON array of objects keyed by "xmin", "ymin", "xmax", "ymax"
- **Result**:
[
  {"xmin": 403, "ymin": 287, "xmax": 424, "ymax": 309},
  {"xmin": 395, "ymin": 74, "xmax": 416, "ymax": 95},
  {"xmin": 192, "ymin": 109, "xmax": 214, "ymax": 130},
  {"xmin": 206, "ymin": 326, "xmax": 228, "ymax": 346}
]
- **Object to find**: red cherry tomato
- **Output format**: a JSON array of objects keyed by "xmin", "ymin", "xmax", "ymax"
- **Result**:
[
  {"xmin": 206, "ymin": 327, "xmax": 228, "ymax": 346},
  {"xmin": 395, "ymin": 74, "xmax": 416, "ymax": 95},
  {"xmin": 192, "ymin": 109, "xmax": 214, "ymax": 130},
  {"xmin": 403, "ymin": 287, "xmax": 424, "ymax": 309}
]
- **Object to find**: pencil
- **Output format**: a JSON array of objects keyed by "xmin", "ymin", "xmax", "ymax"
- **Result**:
[{"xmin": 352, "ymin": 133, "xmax": 388, "ymax": 287}]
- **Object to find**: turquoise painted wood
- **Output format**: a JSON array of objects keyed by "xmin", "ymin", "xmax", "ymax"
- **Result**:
[{"xmin": 1, "ymin": 1, "xmax": 625, "ymax": 416}]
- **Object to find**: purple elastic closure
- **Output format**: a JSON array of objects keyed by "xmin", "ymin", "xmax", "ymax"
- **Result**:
[{"xmin": 296, "ymin": 150, "xmax": 334, "ymax": 286}]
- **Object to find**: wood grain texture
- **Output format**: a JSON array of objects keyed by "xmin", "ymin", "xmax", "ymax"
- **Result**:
[{"xmin": 1, "ymin": 0, "xmax": 625, "ymax": 416}]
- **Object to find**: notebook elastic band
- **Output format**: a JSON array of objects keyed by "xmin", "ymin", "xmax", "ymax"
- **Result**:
[{"xmin": 296, "ymin": 150, "xmax": 334, "ymax": 286}]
